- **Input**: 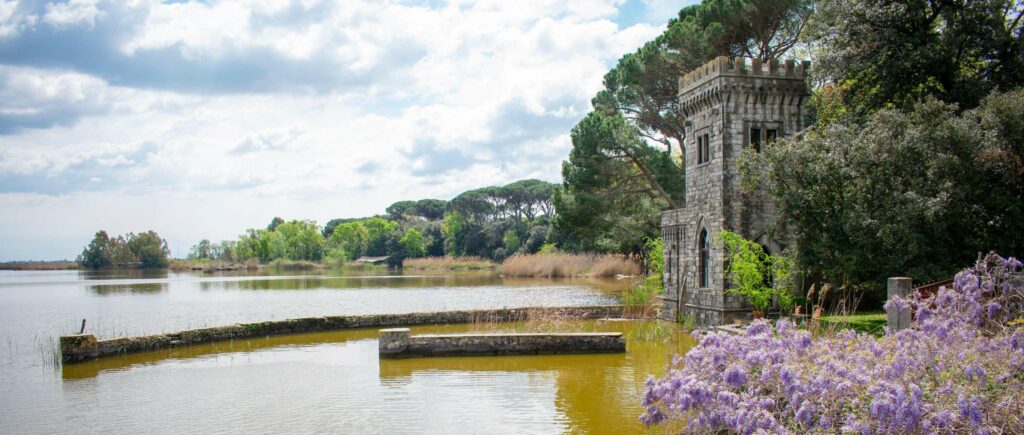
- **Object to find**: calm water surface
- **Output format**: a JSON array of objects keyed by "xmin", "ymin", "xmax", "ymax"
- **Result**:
[{"xmin": 0, "ymin": 269, "xmax": 695, "ymax": 434}]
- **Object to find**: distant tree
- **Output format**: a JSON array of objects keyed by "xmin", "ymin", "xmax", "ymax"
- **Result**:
[
  {"xmin": 329, "ymin": 222, "xmax": 369, "ymax": 260},
  {"xmin": 448, "ymin": 189, "xmax": 496, "ymax": 223},
  {"xmin": 502, "ymin": 229, "xmax": 521, "ymax": 254},
  {"xmin": 413, "ymin": 199, "xmax": 447, "ymax": 221},
  {"xmin": 190, "ymin": 239, "xmax": 212, "ymax": 260},
  {"xmin": 363, "ymin": 217, "xmax": 398, "ymax": 256},
  {"xmin": 109, "ymin": 235, "xmax": 137, "ymax": 267},
  {"xmin": 235, "ymin": 228, "xmax": 267, "ymax": 261},
  {"xmin": 274, "ymin": 220, "xmax": 324, "ymax": 261},
  {"xmin": 385, "ymin": 200, "xmax": 417, "ymax": 220},
  {"xmin": 217, "ymin": 240, "xmax": 237, "ymax": 262},
  {"xmin": 78, "ymin": 230, "xmax": 113, "ymax": 269},
  {"xmin": 521, "ymin": 225, "xmax": 549, "ymax": 254},
  {"xmin": 442, "ymin": 211, "xmax": 468, "ymax": 256},
  {"xmin": 267, "ymin": 217, "xmax": 285, "ymax": 231},
  {"xmin": 125, "ymin": 231, "xmax": 170, "ymax": 268},
  {"xmin": 262, "ymin": 230, "xmax": 288, "ymax": 261},
  {"xmin": 399, "ymin": 228, "xmax": 427, "ymax": 258}
]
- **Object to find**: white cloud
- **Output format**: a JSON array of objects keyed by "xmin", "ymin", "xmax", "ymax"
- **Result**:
[
  {"xmin": 0, "ymin": 0, "xmax": 673, "ymax": 260},
  {"xmin": 43, "ymin": 0, "xmax": 103, "ymax": 29}
]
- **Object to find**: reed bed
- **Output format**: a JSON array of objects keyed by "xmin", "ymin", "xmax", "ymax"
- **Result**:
[
  {"xmin": 469, "ymin": 307, "xmax": 587, "ymax": 333},
  {"xmin": 402, "ymin": 256, "xmax": 496, "ymax": 270},
  {"xmin": 0, "ymin": 261, "xmax": 78, "ymax": 270},
  {"xmin": 500, "ymin": 253, "xmax": 641, "ymax": 278},
  {"xmin": 168, "ymin": 259, "xmax": 260, "ymax": 272}
]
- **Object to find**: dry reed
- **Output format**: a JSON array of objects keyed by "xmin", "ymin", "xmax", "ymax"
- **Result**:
[
  {"xmin": 500, "ymin": 253, "xmax": 641, "ymax": 278},
  {"xmin": 402, "ymin": 256, "xmax": 496, "ymax": 270}
]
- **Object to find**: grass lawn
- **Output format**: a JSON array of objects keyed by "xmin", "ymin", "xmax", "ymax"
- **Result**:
[{"xmin": 819, "ymin": 311, "xmax": 887, "ymax": 335}]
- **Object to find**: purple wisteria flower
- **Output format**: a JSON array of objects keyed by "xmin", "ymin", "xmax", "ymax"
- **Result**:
[{"xmin": 640, "ymin": 253, "xmax": 1024, "ymax": 433}]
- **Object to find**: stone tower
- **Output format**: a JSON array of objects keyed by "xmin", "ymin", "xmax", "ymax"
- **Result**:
[{"xmin": 660, "ymin": 56, "xmax": 810, "ymax": 327}]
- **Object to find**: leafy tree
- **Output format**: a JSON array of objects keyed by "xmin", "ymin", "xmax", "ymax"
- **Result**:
[
  {"xmin": 262, "ymin": 230, "xmax": 288, "ymax": 262},
  {"xmin": 385, "ymin": 200, "xmax": 417, "ymax": 220},
  {"xmin": 808, "ymin": 0, "xmax": 1024, "ymax": 117},
  {"xmin": 363, "ymin": 217, "xmax": 397, "ymax": 256},
  {"xmin": 719, "ymin": 231, "xmax": 794, "ymax": 315},
  {"xmin": 274, "ymin": 220, "xmax": 324, "ymax": 261},
  {"xmin": 235, "ymin": 229, "xmax": 268, "ymax": 262},
  {"xmin": 78, "ymin": 230, "xmax": 113, "ymax": 269},
  {"xmin": 125, "ymin": 231, "xmax": 170, "ymax": 268},
  {"xmin": 555, "ymin": 111, "xmax": 683, "ymax": 252},
  {"xmin": 190, "ymin": 239, "xmax": 212, "ymax": 260},
  {"xmin": 740, "ymin": 89, "xmax": 1024, "ymax": 297},
  {"xmin": 413, "ymin": 199, "xmax": 447, "ymax": 221},
  {"xmin": 328, "ymin": 222, "xmax": 369, "ymax": 260},
  {"xmin": 520, "ymin": 224, "xmax": 549, "ymax": 254},
  {"xmin": 502, "ymin": 229, "xmax": 521, "ymax": 254},
  {"xmin": 217, "ymin": 240, "xmax": 237, "ymax": 262},
  {"xmin": 267, "ymin": 216, "xmax": 285, "ymax": 231},
  {"xmin": 442, "ymin": 211, "xmax": 468, "ymax": 256},
  {"xmin": 109, "ymin": 235, "xmax": 137, "ymax": 267},
  {"xmin": 399, "ymin": 228, "xmax": 427, "ymax": 258}
]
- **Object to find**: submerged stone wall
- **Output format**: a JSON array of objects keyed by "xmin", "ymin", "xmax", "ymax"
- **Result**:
[
  {"xmin": 59, "ymin": 305, "xmax": 623, "ymax": 363},
  {"xmin": 378, "ymin": 328, "xmax": 625, "ymax": 358}
]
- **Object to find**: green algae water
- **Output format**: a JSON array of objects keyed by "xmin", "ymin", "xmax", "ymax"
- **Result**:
[{"xmin": 0, "ymin": 269, "xmax": 695, "ymax": 434}]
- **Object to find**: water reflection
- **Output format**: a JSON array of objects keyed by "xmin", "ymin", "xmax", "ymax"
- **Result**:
[
  {"xmin": 77, "ymin": 269, "xmax": 169, "ymax": 281},
  {"xmin": 3, "ymin": 270, "xmax": 647, "ymax": 434},
  {"xmin": 86, "ymin": 282, "xmax": 168, "ymax": 295},
  {"xmin": 57, "ymin": 321, "xmax": 693, "ymax": 434}
]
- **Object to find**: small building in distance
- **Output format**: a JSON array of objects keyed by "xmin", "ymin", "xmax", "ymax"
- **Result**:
[{"xmin": 660, "ymin": 56, "xmax": 811, "ymax": 327}]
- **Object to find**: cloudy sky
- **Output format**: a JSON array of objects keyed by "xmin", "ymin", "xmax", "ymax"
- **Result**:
[{"xmin": 0, "ymin": 0, "xmax": 692, "ymax": 261}]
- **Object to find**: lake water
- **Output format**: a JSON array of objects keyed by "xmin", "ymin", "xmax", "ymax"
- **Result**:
[{"xmin": 0, "ymin": 269, "xmax": 695, "ymax": 434}]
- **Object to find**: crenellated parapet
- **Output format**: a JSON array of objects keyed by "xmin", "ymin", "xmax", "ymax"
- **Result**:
[
  {"xmin": 679, "ymin": 56, "xmax": 810, "ymax": 95},
  {"xmin": 678, "ymin": 56, "xmax": 810, "ymax": 116}
]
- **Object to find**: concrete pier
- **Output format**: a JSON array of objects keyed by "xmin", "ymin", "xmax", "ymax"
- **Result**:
[
  {"xmin": 378, "ymin": 328, "xmax": 626, "ymax": 358},
  {"xmin": 59, "ymin": 305, "xmax": 623, "ymax": 363}
]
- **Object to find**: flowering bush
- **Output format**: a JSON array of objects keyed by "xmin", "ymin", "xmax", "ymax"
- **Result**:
[{"xmin": 640, "ymin": 254, "xmax": 1024, "ymax": 433}]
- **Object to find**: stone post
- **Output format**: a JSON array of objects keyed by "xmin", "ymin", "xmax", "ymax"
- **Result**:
[
  {"xmin": 886, "ymin": 277, "xmax": 913, "ymax": 332},
  {"xmin": 378, "ymin": 328, "xmax": 411, "ymax": 358},
  {"xmin": 60, "ymin": 334, "xmax": 98, "ymax": 363}
]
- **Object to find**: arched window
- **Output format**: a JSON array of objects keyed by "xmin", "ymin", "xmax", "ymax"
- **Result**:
[{"xmin": 699, "ymin": 228, "xmax": 710, "ymax": 288}]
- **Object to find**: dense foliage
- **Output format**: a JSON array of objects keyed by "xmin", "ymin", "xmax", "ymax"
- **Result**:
[
  {"xmin": 79, "ymin": 230, "xmax": 170, "ymax": 269},
  {"xmin": 641, "ymin": 254, "xmax": 1024, "ymax": 433},
  {"xmin": 742, "ymin": 88, "xmax": 1024, "ymax": 297},
  {"xmin": 808, "ymin": 0, "xmax": 1024, "ymax": 117},
  {"xmin": 187, "ymin": 179, "xmax": 560, "ymax": 265},
  {"xmin": 720, "ymin": 231, "xmax": 794, "ymax": 315}
]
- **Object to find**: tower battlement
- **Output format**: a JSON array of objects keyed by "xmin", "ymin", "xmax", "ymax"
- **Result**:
[{"xmin": 679, "ymin": 56, "xmax": 810, "ymax": 96}]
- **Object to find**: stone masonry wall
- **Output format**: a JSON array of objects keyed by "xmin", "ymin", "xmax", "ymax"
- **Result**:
[
  {"xmin": 60, "ymin": 306, "xmax": 623, "ymax": 363},
  {"xmin": 378, "ymin": 329, "xmax": 626, "ymax": 358},
  {"xmin": 662, "ymin": 56, "xmax": 809, "ymax": 328}
]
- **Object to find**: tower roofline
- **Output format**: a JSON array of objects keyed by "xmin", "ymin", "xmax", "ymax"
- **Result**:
[{"xmin": 678, "ymin": 56, "xmax": 811, "ymax": 97}]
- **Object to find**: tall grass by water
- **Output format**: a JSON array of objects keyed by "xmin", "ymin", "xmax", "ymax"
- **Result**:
[
  {"xmin": 500, "ymin": 253, "xmax": 641, "ymax": 278},
  {"xmin": 402, "ymin": 256, "xmax": 496, "ymax": 270}
]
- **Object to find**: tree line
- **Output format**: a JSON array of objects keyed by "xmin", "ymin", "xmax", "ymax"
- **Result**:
[
  {"xmin": 554, "ymin": 0, "xmax": 1024, "ymax": 300},
  {"xmin": 182, "ymin": 179, "xmax": 561, "ymax": 267}
]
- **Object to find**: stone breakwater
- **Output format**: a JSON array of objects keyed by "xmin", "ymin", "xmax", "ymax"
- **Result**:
[
  {"xmin": 378, "ymin": 328, "xmax": 626, "ymax": 358},
  {"xmin": 59, "ymin": 305, "xmax": 623, "ymax": 363}
]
